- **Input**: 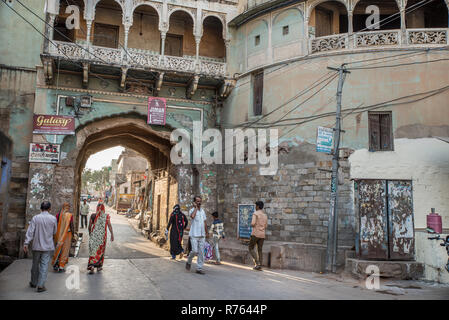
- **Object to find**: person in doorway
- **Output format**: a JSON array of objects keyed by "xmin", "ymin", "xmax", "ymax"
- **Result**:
[
  {"xmin": 209, "ymin": 211, "xmax": 226, "ymax": 265},
  {"xmin": 249, "ymin": 201, "xmax": 268, "ymax": 271},
  {"xmin": 186, "ymin": 196, "xmax": 208, "ymax": 274},
  {"xmin": 51, "ymin": 202, "xmax": 74, "ymax": 273},
  {"xmin": 166, "ymin": 204, "xmax": 188, "ymax": 260},
  {"xmin": 23, "ymin": 201, "xmax": 57, "ymax": 292},
  {"xmin": 87, "ymin": 203, "xmax": 114, "ymax": 274},
  {"xmin": 80, "ymin": 198, "xmax": 90, "ymax": 229}
]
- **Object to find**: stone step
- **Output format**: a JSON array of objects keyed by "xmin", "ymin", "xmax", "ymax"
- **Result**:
[{"xmin": 345, "ymin": 258, "xmax": 424, "ymax": 280}]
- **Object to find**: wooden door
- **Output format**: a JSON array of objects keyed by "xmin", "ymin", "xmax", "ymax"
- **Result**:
[
  {"xmin": 355, "ymin": 179, "xmax": 389, "ymax": 260},
  {"xmin": 93, "ymin": 23, "xmax": 119, "ymax": 48},
  {"xmin": 316, "ymin": 8, "xmax": 332, "ymax": 37},
  {"xmin": 164, "ymin": 34, "xmax": 183, "ymax": 57},
  {"xmin": 387, "ymin": 180, "xmax": 415, "ymax": 260}
]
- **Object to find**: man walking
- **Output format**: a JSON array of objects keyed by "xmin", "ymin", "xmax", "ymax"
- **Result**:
[
  {"xmin": 23, "ymin": 201, "xmax": 57, "ymax": 292},
  {"xmin": 249, "ymin": 201, "xmax": 268, "ymax": 271},
  {"xmin": 80, "ymin": 198, "xmax": 90, "ymax": 229},
  {"xmin": 186, "ymin": 196, "xmax": 208, "ymax": 275}
]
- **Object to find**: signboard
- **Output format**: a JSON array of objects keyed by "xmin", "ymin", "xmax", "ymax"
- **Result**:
[
  {"xmin": 147, "ymin": 97, "xmax": 166, "ymax": 125},
  {"xmin": 238, "ymin": 204, "xmax": 256, "ymax": 240},
  {"xmin": 316, "ymin": 126, "xmax": 333, "ymax": 153},
  {"xmin": 33, "ymin": 114, "xmax": 75, "ymax": 135},
  {"xmin": 29, "ymin": 143, "xmax": 60, "ymax": 163}
]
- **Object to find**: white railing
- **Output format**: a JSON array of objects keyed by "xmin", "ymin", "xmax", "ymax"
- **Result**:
[
  {"xmin": 47, "ymin": 41, "xmax": 227, "ymax": 77},
  {"xmin": 355, "ymin": 30, "xmax": 401, "ymax": 48},
  {"xmin": 310, "ymin": 34, "xmax": 348, "ymax": 54},
  {"xmin": 407, "ymin": 28, "xmax": 449, "ymax": 45}
]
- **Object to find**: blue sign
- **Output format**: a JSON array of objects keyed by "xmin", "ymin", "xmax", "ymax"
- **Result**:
[
  {"xmin": 316, "ymin": 126, "xmax": 333, "ymax": 153},
  {"xmin": 238, "ymin": 204, "xmax": 255, "ymax": 239}
]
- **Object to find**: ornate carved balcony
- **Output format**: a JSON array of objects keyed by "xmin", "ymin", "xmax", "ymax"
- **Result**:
[
  {"xmin": 46, "ymin": 41, "xmax": 227, "ymax": 79},
  {"xmin": 309, "ymin": 29, "xmax": 449, "ymax": 54}
]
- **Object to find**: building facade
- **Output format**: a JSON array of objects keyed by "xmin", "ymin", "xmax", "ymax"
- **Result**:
[{"xmin": 0, "ymin": 0, "xmax": 448, "ymax": 282}]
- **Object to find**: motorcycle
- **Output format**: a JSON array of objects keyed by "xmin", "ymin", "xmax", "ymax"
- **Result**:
[{"xmin": 427, "ymin": 227, "xmax": 449, "ymax": 273}]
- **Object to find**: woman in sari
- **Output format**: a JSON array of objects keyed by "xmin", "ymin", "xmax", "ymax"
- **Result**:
[
  {"xmin": 166, "ymin": 204, "xmax": 188, "ymax": 260},
  {"xmin": 87, "ymin": 203, "xmax": 114, "ymax": 274},
  {"xmin": 52, "ymin": 202, "xmax": 74, "ymax": 272}
]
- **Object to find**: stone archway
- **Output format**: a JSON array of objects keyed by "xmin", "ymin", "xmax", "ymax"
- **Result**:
[{"xmin": 25, "ymin": 113, "xmax": 219, "ymax": 238}]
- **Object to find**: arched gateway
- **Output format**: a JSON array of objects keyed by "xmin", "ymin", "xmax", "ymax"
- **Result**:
[{"xmin": 25, "ymin": 112, "xmax": 216, "ymax": 237}]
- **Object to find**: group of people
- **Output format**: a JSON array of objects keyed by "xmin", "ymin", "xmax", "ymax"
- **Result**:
[
  {"xmin": 165, "ymin": 196, "xmax": 268, "ymax": 274},
  {"xmin": 23, "ymin": 195, "xmax": 267, "ymax": 292},
  {"xmin": 23, "ymin": 199, "xmax": 114, "ymax": 292}
]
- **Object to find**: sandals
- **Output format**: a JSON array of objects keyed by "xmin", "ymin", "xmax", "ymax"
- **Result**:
[{"xmin": 88, "ymin": 267, "xmax": 94, "ymax": 274}]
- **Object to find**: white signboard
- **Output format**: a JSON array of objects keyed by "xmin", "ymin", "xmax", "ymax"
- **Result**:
[
  {"xmin": 316, "ymin": 126, "xmax": 333, "ymax": 153},
  {"xmin": 29, "ymin": 143, "xmax": 60, "ymax": 163}
]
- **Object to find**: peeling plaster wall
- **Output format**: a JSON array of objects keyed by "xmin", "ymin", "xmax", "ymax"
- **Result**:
[{"xmin": 349, "ymin": 138, "xmax": 449, "ymax": 283}]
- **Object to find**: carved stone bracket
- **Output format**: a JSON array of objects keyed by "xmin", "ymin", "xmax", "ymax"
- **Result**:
[
  {"xmin": 186, "ymin": 75, "xmax": 200, "ymax": 99},
  {"xmin": 219, "ymin": 79, "xmax": 236, "ymax": 99},
  {"xmin": 43, "ymin": 57, "xmax": 54, "ymax": 85},
  {"xmin": 155, "ymin": 72, "xmax": 164, "ymax": 94},
  {"xmin": 82, "ymin": 63, "xmax": 89, "ymax": 88},
  {"xmin": 120, "ymin": 67, "xmax": 128, "ymax": 89}
]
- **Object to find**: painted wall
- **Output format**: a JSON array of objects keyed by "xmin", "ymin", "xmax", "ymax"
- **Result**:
[
  {"xmin": 349, "ymin": 138, "xmax": 449, "ymax": 283},
  {"xmin": 0, "ymin": 0, "xmax": 45, "ymax": 68}
]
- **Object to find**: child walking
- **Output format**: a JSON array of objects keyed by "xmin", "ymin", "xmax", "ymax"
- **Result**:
[{"xmin": 209, "ymin": 211, "xmax": 225, "ymax": 265}]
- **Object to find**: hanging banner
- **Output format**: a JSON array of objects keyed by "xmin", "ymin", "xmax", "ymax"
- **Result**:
[
  {"xmin": 316, "ymin": 126, "xmax": 334, "ymax": 153},
  {"xmin": 33, "ymin": 114, "xmax": 75, "ymax": 135},
  {"xmin": 237, "ymin": 204, "xmax": 256, "ymax": 240},
  {"xmin": 147, "ymin": 97, "xmax": 166, "ymax": 125},
  {"xmin": 29, "ymin": 143, "xmax": 60, "ymax": 163}
]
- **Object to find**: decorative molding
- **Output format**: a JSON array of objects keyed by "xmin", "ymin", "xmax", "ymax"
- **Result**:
[{"xmin": 37, "ymin": 85, "xmax": 213, "ymax": 105}]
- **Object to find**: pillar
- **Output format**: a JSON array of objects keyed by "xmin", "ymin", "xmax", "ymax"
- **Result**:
[
  {"xmin": 123, "ymin": 22, "xmax": 132, "ymax": 61},
  {"xmin": 195, "ymin": 35, "xmax": 202, "ymax": 73},
  {"xmin": 348, "ymin": 10, "xmax": 353, "ymax": 49},
  {"xmin": 85, "ymin": 19, "xmax": 93, "ymax": 58}
]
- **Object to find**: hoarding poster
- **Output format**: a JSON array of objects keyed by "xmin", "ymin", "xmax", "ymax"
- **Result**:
[
  {"xmin": 147, "ymin": 97, "xmax": 167, "ymax": 125},
  {"xmin": 238, "ymin": 204, "xmax": 256, "ymax": 240},
  {"xmin": 33, "ymin": 114, "xmax": 75, "ymax": 135},
  {"xmin": 29, "ymin": 143, "xmax": 60, "ymax": 163},
  {"xmin": 316, "ymin": 126, "xmax": 334, "ymax": 153}
]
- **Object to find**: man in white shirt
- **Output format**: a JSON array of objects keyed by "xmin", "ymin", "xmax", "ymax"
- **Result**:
[
  {"xmin": 186, "ymin": 196, "xmax": 208, "ymax": 274},
  {"xmin": 24, "ymin": 201, "xmax": 57, "ymax": 292}
]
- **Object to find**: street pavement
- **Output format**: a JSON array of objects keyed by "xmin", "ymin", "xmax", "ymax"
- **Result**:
[{"xmin": 0, "ymin": 202, "xmax": 448, "ymax": 300}]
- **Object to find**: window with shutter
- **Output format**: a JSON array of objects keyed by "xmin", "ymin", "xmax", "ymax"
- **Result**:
[
  {"xmin": 368, "ymin": 112, "xmax": 393, "ymax": 151},
  {"xmin": 253, "ymin": 71, "xmax": 263, "ymax": 116}
]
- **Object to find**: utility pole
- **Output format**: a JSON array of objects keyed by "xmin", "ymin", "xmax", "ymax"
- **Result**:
[{"xmin": 325, "ymin": 64, "xmax": 350, "ymax": 273}]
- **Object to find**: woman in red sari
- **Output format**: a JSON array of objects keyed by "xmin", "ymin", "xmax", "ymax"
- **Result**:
[{"xmin": 87, "ymin": 203, "xmax": 114, "ymax": 274}]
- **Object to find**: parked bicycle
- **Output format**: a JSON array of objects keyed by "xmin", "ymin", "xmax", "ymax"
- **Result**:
[{"xmin": 427, "ymin": 227, "xmax": 449, "ymax": 273}]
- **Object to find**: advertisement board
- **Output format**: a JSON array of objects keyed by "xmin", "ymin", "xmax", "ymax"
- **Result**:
[
  {"xmin": 237, "ymin": 204, "xmax": 256, "ymax": 240},
  {"xmin": 33, "ymin": 114, "xmax": 75, "ymax": 135},
  {"xmin": 29, "ymin": 143, "xmax": 60, "ymax": 163},
  {"xmin": 147, "ymin": 97, "xmax": 166, "ymax": 125}
]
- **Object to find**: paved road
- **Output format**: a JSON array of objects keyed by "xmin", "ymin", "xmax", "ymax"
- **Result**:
[{"xmin": 1, "ymin": 203, "xmax": 448, "ymax": 300}]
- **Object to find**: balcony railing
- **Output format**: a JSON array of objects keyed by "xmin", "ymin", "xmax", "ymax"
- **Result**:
[
  {"xmin": 310, "ymin": 29, "xmax": 449, "ymax": 54},
  {"xmin": 47, "ymin": 41, "xmax": 227, "ymax": 78},
  {"xmin": 310, "ymin": 34, "xmax": 348, "ymax": 54},
  {"xmin": 407, "ymin": 28, "xmax": 448, "ymax": 45}
]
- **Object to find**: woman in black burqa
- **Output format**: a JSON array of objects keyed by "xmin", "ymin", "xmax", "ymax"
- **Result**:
[{"xmin": 166, "ymin": 204, "xmax": 188, "ymax": 260}]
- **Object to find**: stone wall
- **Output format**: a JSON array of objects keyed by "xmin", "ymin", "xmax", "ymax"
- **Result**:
[
  {"xmin": 216, "ymin": 142, "xmax": 355, "ymax": 250},
  {"xmin": 0, "ymin": 67, "xmax": 36, "ymax": 257}
]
